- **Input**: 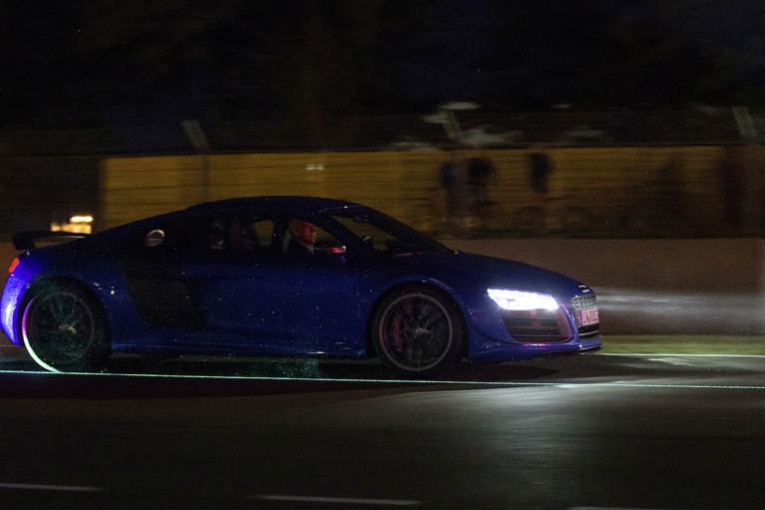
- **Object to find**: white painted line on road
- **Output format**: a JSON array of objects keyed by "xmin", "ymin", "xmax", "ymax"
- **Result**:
[
  {"xmin": 600, "ymin": 353, "xmax": 765, "ymax": 358},
  {"xmin": 647, "ymin": 357, "xmax": 692, "ymax": 366},
  {"xmin": 0, "ymin": 482, "xmax": 105, "ymax": 492},
  {"xmin": 256, "ymin": 494, "xmax": 421, "ymax": 506},
  {"xmin": 569, "ymin": 507, "xmax": 678, "ymax": 510},
  {"xmin": 4, "ymin": 368, "xmax": 765, "ymax": 390}
]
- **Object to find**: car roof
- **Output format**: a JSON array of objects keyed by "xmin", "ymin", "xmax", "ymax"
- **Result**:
[{"xmin": 185, "ymin": 196, "xmax": 364, "ymax": 215}]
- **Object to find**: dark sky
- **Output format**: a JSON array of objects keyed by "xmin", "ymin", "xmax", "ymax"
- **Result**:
[
  {"xmin": 397, "ymin": 0, "xmax": 512, "ymax": 104},
  {"xmin": 1, "ymin": 0, "xmax": 763, "ymax": 128}
]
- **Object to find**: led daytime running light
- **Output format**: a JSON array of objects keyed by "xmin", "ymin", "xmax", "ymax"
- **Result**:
[{"xmin": 487, "ymin": 289, "xmax": 559, "ymax": 311}]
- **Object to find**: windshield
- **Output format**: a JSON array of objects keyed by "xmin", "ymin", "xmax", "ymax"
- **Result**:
[{"xmin": 330, "ymin": 208, "xmax": 449, "ymax": 255}]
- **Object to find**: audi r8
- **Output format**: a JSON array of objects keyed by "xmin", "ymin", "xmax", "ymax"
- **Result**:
[{"xmin": 1, "ymin": 196, "xmax": 601, "ymax": 374}]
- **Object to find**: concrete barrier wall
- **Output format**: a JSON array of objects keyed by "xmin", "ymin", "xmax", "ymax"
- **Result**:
[
  {"xmin": 100, "ymin": 146, "xmax": 749, "ymax": 237},
  {"xmin": 2, "ymin": 239, "xmax": 763, "ymax": 344}
]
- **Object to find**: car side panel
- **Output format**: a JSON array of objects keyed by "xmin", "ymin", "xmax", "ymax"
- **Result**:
[{"xmin": 180, "ymin": 252, "xmax": 371, "ymax": 357}]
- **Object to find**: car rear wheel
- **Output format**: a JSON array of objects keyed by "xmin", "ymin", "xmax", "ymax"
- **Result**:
[
  {"xmin": 21, "ymin": 283, "xmax": 110, "ymax": 372},
  {"xmin": 372, "ymin": 285, "xmax": 464, "ymax": 375}
]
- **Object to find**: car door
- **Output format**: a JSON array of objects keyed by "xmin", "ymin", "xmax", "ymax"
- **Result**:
[
  {"xmin": 181, "ymin": 211, "xmax": 368, "ymax": 356},
  {"xmin": 119, "ymin": 213, "xmax": 204, "ymax": 331}
]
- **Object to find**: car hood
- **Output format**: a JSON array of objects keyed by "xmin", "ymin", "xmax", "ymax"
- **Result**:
[{"xmin": 419, "ymin": 250, "xmax": 592, "ymax": 299}]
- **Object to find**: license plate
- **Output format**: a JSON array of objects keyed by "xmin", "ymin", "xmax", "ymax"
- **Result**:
[{"xmin": 579, "ymin": 307, "xmax": 599, "ymax": 326}]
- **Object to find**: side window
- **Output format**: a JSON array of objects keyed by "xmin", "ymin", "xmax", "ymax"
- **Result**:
[
  {"xmin": 191, "ymin": 213, "xmax": 275, "ymax": 254},
  {"xmin": 229, "ymin": 215, "xmax": 274, "ymax": 253},
  {"xmin": 333, "ymin": 215, "xmax": 396, "ymax": 252},
  {"xmin": 208, "ymin": 218, "xmax": 226, "ymax": 250},
  {"xmin": 282, "ymin": 217, "xmax": 344, "ymax": 257}
]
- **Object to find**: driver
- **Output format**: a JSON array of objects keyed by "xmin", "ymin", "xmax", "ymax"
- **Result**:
[{"xmin": 285, "ymin": 218, "xmax": 316, "ymax": 255}]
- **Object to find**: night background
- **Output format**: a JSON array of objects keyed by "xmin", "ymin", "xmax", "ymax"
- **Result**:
[
  {"xmin": 2, "ymin": 0, "xmax": 764, "ymax": 129},
  {"xmin": 4, "ymin": 5, "xmax": 765, "ymax": 510},
  {"xmin": 1, "ymin": 0, "xmax": 765, "ymax": 237}
]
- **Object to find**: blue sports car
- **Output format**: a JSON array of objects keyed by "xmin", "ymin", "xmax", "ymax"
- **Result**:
[{"xmin": 1, "ymin": 196, "xmax": 601, "ymax": 374}]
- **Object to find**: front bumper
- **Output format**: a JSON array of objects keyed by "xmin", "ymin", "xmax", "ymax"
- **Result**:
[
  {"xmin": 468, "ymin": 332, "xmax": 602, "ymax": 362},
  {"xmin": 466, "ymin": 291, "xmax": 602, "ymax": 362}
]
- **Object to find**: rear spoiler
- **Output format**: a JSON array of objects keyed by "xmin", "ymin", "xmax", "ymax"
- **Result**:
[{"xmin": 12, "ymin": 231, "xmax": 89, "ymax": 251}]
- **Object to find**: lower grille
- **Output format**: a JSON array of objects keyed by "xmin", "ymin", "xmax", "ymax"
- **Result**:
[
  {"xmin": 578, "ymin": 324, "xmax": 600, "ymax": 339},
  {"xmin": 501, "ymin": 308, "xmax": 572, "ymax": 343}
]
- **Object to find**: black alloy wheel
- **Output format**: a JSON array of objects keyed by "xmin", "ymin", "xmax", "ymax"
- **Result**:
[
  {"xmin": 372, "ymin": 285, "xmax": 464, "ymax": 375},
  {"xmin": 21, "ymin": 283, "xmax": 110, "ymax": 372}
]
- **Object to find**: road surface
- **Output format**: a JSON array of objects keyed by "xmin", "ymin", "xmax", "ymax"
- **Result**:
[{"xmin": 0, "ymin": 351, "xmax": 764, "ymax": 509}]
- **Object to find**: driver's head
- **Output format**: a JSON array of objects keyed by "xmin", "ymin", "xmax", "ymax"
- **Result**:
[{"xmin": 288, "ymin": 219, "xmax": 316, "ymax": 247}]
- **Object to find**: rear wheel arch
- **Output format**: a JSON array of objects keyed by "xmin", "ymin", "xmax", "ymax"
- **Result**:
[{"xmin": 20, "ymin": 277, "xmax": 109, "ymax": 324}]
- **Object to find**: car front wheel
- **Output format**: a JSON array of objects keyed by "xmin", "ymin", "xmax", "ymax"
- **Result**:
[
  {"xmin": 372, "ymin": 285, "xmax": 464, "ymax": 375},
  {"xmin": 21, "ymin": 283, "xmax": 110, "ymax": 372}
]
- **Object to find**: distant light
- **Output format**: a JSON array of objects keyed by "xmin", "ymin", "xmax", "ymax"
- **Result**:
[
  {"xmin": 306, "ymin": 163, "xmax": 324, "ymax": 171},
  {"xmin": 51, "ymin": 213, "xmax": 94, "ymax": 234},
  {"xmin": 440, "ymin": 101, "xmax": 481, "ymax": 111}
]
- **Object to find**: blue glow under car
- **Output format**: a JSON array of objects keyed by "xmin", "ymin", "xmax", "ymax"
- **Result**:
[{"xmin": 1, "ymin": 196, "xmax": 601, "ymax": 374}]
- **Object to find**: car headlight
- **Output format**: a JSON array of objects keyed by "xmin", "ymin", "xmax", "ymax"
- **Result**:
[{"xmin": 487, "ymin": 289, "xmax": 559, "ymax": 311}]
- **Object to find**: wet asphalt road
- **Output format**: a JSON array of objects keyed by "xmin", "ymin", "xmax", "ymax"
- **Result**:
[{"xmin": 1, "ymin": 351, "xmax": 765, "ymax": 510}]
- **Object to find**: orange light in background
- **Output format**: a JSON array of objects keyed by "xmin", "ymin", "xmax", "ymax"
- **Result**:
[{"xmin": 51, "ymin": 214, "xmax": 94, "ymax": 234}]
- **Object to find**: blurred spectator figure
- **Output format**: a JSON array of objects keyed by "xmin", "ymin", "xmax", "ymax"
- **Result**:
[
  {"xmin": 528, "ymin": 145, "xmax": 552, "ymax": 195},
  {"xmin": 438, "ymin": 150, "xmax": 460, "ymax": 227},
  {"xmin": 641, "ymin": 155, "xmax": 686, "ymax": 236},
  {"xmin": 524, "ymin": 145, "xmax": 553, "ymax": 234},
  {"xmin": 466, "ymin": 151, "xmax": 497, "ymax": 227},
  {"xmin": 437, "ymin": 147, "xmax": 498, "ymax": 233}
]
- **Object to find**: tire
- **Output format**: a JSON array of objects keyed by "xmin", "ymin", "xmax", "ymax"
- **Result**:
[
  {"xmin": 372, "ymin": 285, "xmax": 465, "ymax": 375},
  {"xmin": 21, "ymin": 282, "xmax": 110, "ymax": 372}
]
